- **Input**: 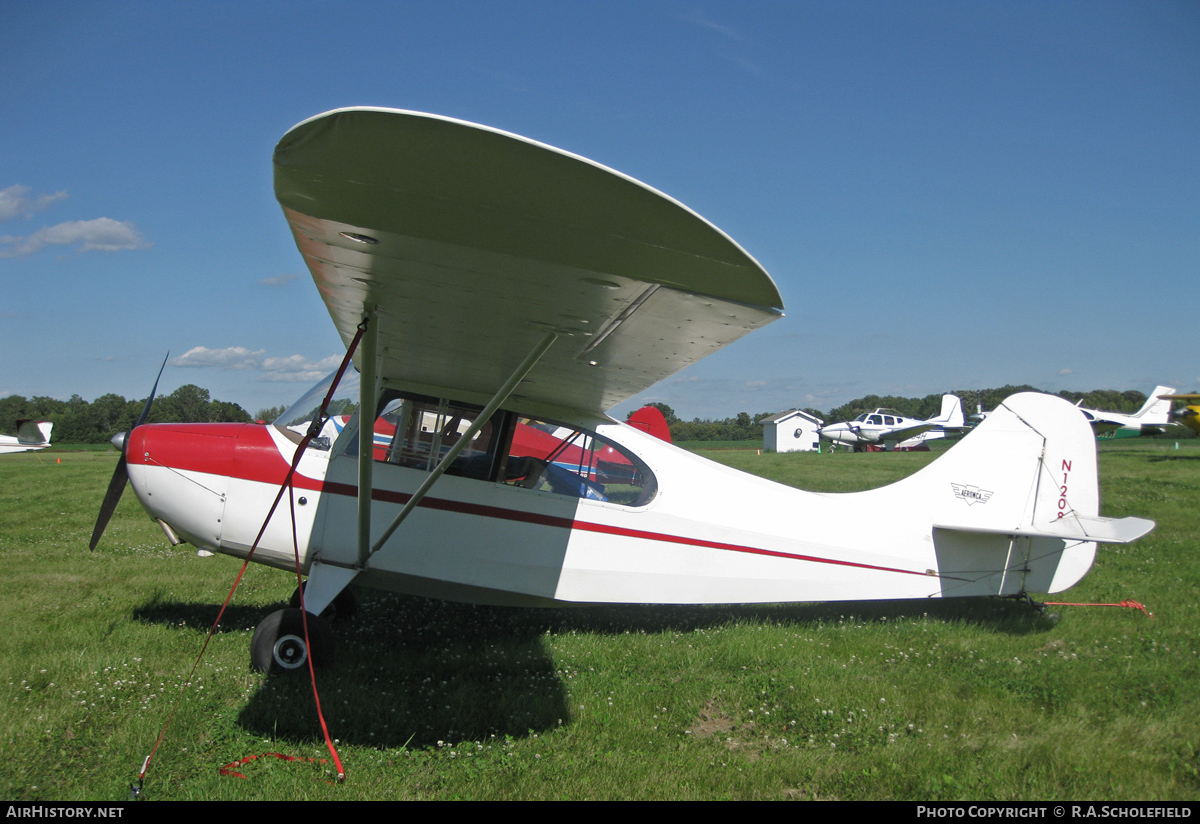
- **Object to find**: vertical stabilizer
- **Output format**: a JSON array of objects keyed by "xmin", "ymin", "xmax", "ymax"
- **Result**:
[
  {"xmin": 885, "ymin": 393, "xmax": 1147, "ymax": 595},
  {"xmin": 1134, "ymin": 386, "xmax": 1175, "ymax": 423},
  {"xmin": 15, "ymin": 420, "xmax": 52, "ymax": 446},
  {"xmin": 932, "ymin": 394, "xmax": 965, "ymax": 427},
  {"xmin": 627, "ymin": 405, "xmax": 673, "ymax": 443}
]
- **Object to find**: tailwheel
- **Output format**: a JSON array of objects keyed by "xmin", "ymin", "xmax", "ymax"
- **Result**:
[
  {"xmin": 251, "ymin": 608, "xmax": 334, "ymax": 673},
  {"xmin": 289, "ymin": 582, "xmax": 358, "ymax": 619},
  {"xmin": 1012, "ymin": 593, "xmax": 1060, "ymax": 625}
]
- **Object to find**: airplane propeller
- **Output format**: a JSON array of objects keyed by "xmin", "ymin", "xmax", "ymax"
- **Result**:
[{"xmin": 89, "ymin": 354, "xmax": 168, "ymax": 550}]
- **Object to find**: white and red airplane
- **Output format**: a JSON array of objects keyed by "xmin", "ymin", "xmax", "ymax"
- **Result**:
[
  {"xmin": 0, "ymin": 420, "xmax": 53, "ymax": 455},
  {"xmin": 91, "ymin": 108, "xmax": 1154, "ymax": 673}
]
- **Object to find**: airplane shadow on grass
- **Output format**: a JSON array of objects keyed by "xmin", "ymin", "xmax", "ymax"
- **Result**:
[{"xmin": 132, "ymin": 590, "xmax": 1056, "ymax": 750}]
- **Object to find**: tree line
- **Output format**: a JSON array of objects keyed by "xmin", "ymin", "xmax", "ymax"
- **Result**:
[
  {"xmin": 640, "ymin": 406, "xmax": 778, "ymax": 443},
  {"xmin": 637, "ymin": 386, "xmax": 1184, "ymax": 442},
  {"xmin": 0, "ymin": 385, "xmax": 252, "ymax": 444},
  {"xmin": 1, "ymin": 384, "xmax": 1179, "ymax": 445},
  {"xmin": 822, "ymin": 386, "xmax": 1156, "ymax": 425}
]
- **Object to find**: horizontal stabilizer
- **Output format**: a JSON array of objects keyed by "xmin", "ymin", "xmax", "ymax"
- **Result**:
[
  {"xmin": 935, "ymin": 514, "xmax": 1154, "ymax": 545},
  {"xmin": 16, "ymin": 419, "xmax": 52, "ymax": 445}
]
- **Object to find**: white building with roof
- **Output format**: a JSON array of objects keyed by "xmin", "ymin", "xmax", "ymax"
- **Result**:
[{"xmin": 760, "ymin": 409, "xmax": 824, "ymax": 453}]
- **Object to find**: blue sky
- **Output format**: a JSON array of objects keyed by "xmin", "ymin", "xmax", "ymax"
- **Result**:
[{"xmin": 2, "ymin": 1, "xmax": 1196, "ymax": 421}]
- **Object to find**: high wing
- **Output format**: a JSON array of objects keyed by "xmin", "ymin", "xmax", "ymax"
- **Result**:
[{"xmin": 274, "ymin": 108, "xmax": 784, "ymax": 415}]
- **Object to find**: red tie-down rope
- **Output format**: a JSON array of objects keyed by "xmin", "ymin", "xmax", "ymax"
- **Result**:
[
  {"xmin": 133, "ymin": 320, "xmax": 368, "ymax": 798},
  {"xmin": 1044, "ymin": 599, "xmax": 1153, "ymax": 617},
  {"xmin": 219, "ymin": 752, "xmax": 329, "ymax": 780}
]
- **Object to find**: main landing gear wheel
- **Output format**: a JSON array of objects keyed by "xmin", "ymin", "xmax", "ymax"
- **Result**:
[
  {"xmin": 250, "ymin": 608, "xmax": 334, "ymax": 673},
  {"xmin": 289, "ymin": 583, "xmax": 358, "ymax": 619}
]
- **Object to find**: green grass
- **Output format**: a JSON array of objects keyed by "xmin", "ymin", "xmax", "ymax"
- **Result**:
[{"xmin": 1, "ymin": 443, "xmax": 1197, "ymax": 800}]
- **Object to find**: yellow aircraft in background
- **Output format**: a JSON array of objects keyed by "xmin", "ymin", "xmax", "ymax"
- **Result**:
[{"xmin": 1158, "ymin": 394, "xmax": 1200, "ymax": 435}]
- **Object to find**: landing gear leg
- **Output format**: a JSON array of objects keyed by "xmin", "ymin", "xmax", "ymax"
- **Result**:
[{"xmin": 290, "ymin": 583, "xmax": 358, "ymax": 620}]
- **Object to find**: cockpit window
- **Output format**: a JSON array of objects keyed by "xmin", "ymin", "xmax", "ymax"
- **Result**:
[
  {"xmin": 501, "ymin": 416, "xmax": 656, "ymax": 507},
  {"xmin": 370, "ymin": 395, "xmax": 500, "ymax": 481},
  {"xmin": 272, "ymin": 369, "xmax": 360, "ymax": 448},
  {"xmin": 277, "ymin": 375, "xmax": 657, "ymax": 506}
]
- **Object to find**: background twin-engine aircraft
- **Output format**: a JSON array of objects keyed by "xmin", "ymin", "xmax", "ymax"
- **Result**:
[
  {"xmin": 90, "ymin": 108, "xmax": 1154, "ymax": 673},
  {"xmin": 819, "ymin": 394, "xmax": 966, "ymax": 451},
  {"xmin": 1076, "ymin": 386, "xmax": 1176, "ymax": 439},
  {"xmin": 0, "ymin": 420, "xmax": 52, "ymax": 455}
]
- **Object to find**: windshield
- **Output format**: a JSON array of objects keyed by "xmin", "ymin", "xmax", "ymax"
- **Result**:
[{"xmin": 273, "ymin": 368, "xmax": 360, "ymax": 447}]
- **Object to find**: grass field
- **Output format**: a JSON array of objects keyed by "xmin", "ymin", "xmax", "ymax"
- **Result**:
[{"xmin": 1, "ymin": 439, "xmax": 1197, "ymax": 800}]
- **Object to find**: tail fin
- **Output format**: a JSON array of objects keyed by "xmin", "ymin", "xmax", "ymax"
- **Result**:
[
  {"xmin": 627, "ymin": 406, "xmax": 672, "ymax": 443},
  {"xmin": 931, "ymin": 394, "xmax": 965, "ymax": 427},
  {"xmin": 1133, "ymin": 386, "xmax": 1175, "ymax": 423},
  {"xmin": 15, "ymin": 419, "xmax": 52, "ymax": 446},
  {"xmin": 887, "ymin": 393, "xmax": 1152, "ymax": 595}
]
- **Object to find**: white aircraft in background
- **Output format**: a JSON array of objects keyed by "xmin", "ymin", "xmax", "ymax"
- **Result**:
[
  {"xmin": 1077, "ymin": 387, "xmax": 1175, "ymax": 438},
  {"xmin": 821, "ymin": 394, "xmax": 966, "ymax": 452},
  {"xmin": 89, "ymin": 108, "xmax": 1153, "ymax": 674},
  {"xmin": 0, "ymin": 420, "xmax": 52, "ymax": 454}
]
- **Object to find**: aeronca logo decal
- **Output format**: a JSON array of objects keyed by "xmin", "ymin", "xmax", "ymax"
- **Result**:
[{"xmin": 951, "ymin": 483, "xmax": 993, "ymax": 505}]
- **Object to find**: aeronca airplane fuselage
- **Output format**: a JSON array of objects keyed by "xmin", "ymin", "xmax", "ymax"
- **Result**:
[{"xmin": 92, "ymin": 108, "xmax": 1154, "ymax": 673}]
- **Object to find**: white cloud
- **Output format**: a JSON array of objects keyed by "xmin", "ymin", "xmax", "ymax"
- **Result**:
[
  {"xmin": 260, "ymin": 273, "xmax": 299, "ymax": 287},
  {"xmin": 0, "ymin": 185, "xmax": 67, "ymax": 222},
  {"xmin": 259, "ymin": 353, "xmax": 343, "ymax": 382},
  {"xmin": 0, "ymin": 217, "xmax": 148, "ymax": 258},
  {"xmin": 1058, "ymin": 368, "xmax": 1074, "ymax": 376},
  {"xmin": 173, "ymin": 346, "xmax": 266, "ymax": 370},
  {"xmin": 173, "ymin": 346, "xmax": 341, "ymax": 382}
]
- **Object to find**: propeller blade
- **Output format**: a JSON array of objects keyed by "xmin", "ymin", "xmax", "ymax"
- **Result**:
[
  {"xmin": 89, "ymin": 455, "xmax": 129, "ymax": 551},
  {"xmin": 136, "ymin": 353, "xmax": 169, "ymax": 428},
  {"xmin": 89, "ymin": 353, "xmax": 169, "ymax": 551}
]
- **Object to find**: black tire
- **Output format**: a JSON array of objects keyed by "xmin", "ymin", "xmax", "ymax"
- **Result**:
[
  {"xmin": 289, "ymin": 582, "xmax": 358, "ymax": 619},
  {"xmin": 250, "ymin": 608, "xmax": 334, "ymax": 674}
]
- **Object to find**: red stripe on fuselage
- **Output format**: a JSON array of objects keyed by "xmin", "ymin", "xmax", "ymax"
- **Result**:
[
  {"xmin": 320, "ymin": 480, "xmax": 577, "ymax": 531},
  {"xmin": 132, "ymin": 422, "xmax": 928, "ymax": 578}
]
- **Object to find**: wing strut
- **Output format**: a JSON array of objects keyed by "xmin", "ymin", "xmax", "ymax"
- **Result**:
[
  {"xmin": 366, "ymin": 330, "xmax": 559, "ymax": 558},
  {"xmin": 357, "ymin": 309, "xmax": 378, "ymax": 568}
]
